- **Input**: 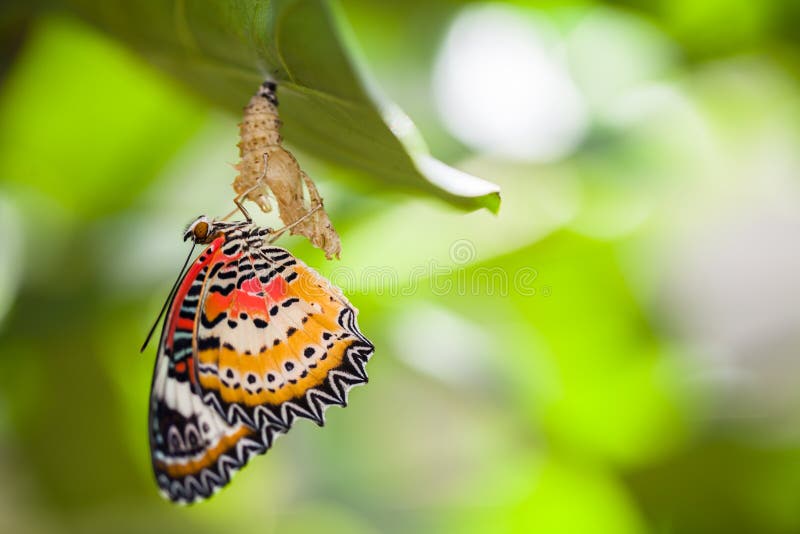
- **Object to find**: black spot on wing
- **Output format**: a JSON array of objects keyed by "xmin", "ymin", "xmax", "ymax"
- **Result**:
[
  {"xmin": 200, "ymin": 312, "xmax": 227, "ymax": 329},
  {"xmin": 258, "ymin": 270, "xmax": 278, "ymax": 284},
  {"xmin": 187, "ymin": 283, "xmax": 203, "ymax": 297},
  {"xmin": 197, "ymin": 336, "xmax": 220, "ymax": 351},
  {"xmin": 207, "ymin": 261, "xmax": 224, "ymax": 280},
  {"xmin": 209, "ymin": 283, "xmax": 235, "ymax": 296},
  {"xmin": 217, "ymin": 269, "xmax": 237, "ymax": 280},
  {"xmin": 270, "ymin": 252, "xmax": 291, "ymax": 261},
  {"xmin": 223, "ymin": 243, "xmax": 241, "ymax": 255},
  {"xmin": 236, "ymin": 272, "xmax": 256, "ymax": 289}
]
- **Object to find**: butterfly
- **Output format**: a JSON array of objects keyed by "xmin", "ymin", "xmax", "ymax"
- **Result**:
[{"xmin": 144, "ymin": 215, "xmax": 374, "ymax": 503}]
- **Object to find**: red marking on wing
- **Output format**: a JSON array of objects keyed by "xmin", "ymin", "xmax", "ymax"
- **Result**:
[
  {"xmin": 240, "ymin": 276, "xmax": 262, "ymax": 294},
  {"xmin": 186, "ymin": 355, "xmax": 196, "ymax": 385},
  {"xmin": 264, "ymin": 277, "xmax": 287, "ymax": 301},
  {"xmin": 187, "ymin": 243, "xmax": 292, "ymax": 328},
  {"xmin": 176, "ymin": 318, "xmax": 194, "ymax": 331},
  {"xmin": 234, "ymin": 290, "xmax": 271, "ymax": 314},
  {"xmin": 204, "ymin": 291, "xmax": 233, "ymax": 321},
  {"xmin": 165, "ymin": 237, "xmax": 226, "ymax": 351}
]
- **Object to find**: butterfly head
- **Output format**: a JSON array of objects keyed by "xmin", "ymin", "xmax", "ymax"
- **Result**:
[
  {"xmin": 184, "ymin": 215, "xmax": 216, "ymax": 244},
  {"xmin": 184, "ymin": 215, "xmax": 253, "ymax": 244}
]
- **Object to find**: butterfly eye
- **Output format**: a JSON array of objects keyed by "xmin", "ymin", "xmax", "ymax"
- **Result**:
[{"xmin": 193, "ymin": 221, "xmax": 210, "ymax": 241}]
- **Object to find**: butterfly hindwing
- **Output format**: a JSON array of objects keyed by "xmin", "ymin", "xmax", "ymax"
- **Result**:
[{"xmin": 150, "ymin": 351, "xmax": 265, "ymax": 503}]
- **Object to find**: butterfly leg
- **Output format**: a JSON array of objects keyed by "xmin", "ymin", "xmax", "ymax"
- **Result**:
[
  {"xmin": 267, "ymin": 204, "xmax": 323, "ymax": 243},
  {"xmin": 223, "ymin": 153, "xmax": 271, "ymax": 222}
]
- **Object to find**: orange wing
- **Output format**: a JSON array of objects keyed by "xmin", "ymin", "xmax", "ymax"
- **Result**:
[{"xmin": 195, "ymin": 240, "xmax": 373, "ymax": 429}]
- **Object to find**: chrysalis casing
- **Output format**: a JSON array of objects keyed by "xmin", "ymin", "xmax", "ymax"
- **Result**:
[
  {"xmin": 233, "ymin": 81, "xmax": 342, "ymax": 259},
  {"xmin": 233, "ymin": 81, "xmax": 282, "ymax": 212}
]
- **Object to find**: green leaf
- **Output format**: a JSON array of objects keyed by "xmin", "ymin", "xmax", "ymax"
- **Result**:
[{"xmin": 54, "ymin": 0, "xmax": 501, "ymax": 212}]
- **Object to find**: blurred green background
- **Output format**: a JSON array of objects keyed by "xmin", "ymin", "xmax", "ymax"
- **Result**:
[{"xmin": 2, "ymin": 1, "xmax": 800, "ymax": 533}]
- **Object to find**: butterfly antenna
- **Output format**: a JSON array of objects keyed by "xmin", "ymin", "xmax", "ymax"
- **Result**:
[{"xmin": 140, "ymin": 242, "xmax": 197, "ymax": 353}]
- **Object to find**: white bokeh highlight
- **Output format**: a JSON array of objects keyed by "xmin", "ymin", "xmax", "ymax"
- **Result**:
[
  {"xmin": 567, "ymin": 8, "xmax": 676, "ymax": 112},
  {"xmin": 391, "ymin": 305, "xmax": 494, "ymax": 388},
  {"xmin": 433, "ymin": 5, "xmax": 587, "ymax": 162}
]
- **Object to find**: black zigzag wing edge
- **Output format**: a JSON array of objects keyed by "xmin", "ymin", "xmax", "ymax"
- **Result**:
[
  {"xmin": 156, "ymin": 423, "xmax": 282, "ymax": 504},
  {"xmin": 209, "ymin": 306, "xmax": 373, "ymax": 429},
  {"xmin": 158, "ymin": 308, "xmax": 374, "ymax": 504}
]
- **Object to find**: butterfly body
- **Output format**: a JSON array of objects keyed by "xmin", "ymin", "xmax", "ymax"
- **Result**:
[{"xmin": 149, "ymin": 217, "xmax": 373, "ymax": 503}]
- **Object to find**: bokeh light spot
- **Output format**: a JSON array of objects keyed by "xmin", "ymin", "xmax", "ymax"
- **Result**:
[{"xmin": 433, "ymin": 5, "xmax": 588, "ymax": 162}]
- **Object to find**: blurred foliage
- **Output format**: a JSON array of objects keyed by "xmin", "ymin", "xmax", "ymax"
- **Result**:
[
  {"xmin": 1, "ymin": 1, "xmax": 800, "ymax": 534},
  {"xmin": 42, "ymin": 0, "xmax": 501, "ymax": 212}
]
